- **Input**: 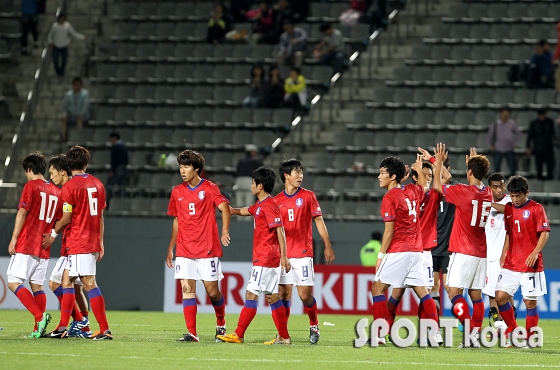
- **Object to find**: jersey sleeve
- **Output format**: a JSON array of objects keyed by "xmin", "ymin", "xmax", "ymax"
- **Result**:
[
  {"xmin": 265, "ymin": 202, "xmax": 283, "ymax": 229},
  {"xmin": 247, "ymin": 203, "xmax": 256, "ymax": 216},
  {"xmin": 211, "ymin": 185, "xmax": 230, "ymax": 207},
  {"xmin": 18, "ymin": 183, "xmax": 33, "ymax": 211},
  {"xmin": 167, "ymin": 189, "xmax": 178, "ymax": 217},
  {"xmin": 504, "ymin": 203, "xmax": 513, "ymax": 234},
  {"xmin": 98, "ymin": 182, "xmax": 107, "ymax": 210},
  {"xmin": 442, "ymin": 183, "xmax": 463, "ymax": 205},
  {"xmin": 535, "ymin": 204, "xmax": 551, "ymax": 232},
  {"xmin": 380, "ymin": 193, "xmax": 396, "ymax": 222},
  {"xmin": 308, "ymin": 191, "xmax": 322, "ymax": 218}
]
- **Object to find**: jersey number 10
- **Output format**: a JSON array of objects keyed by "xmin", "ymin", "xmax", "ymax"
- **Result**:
[{"xmin": 39, "ymin": 191, "xmax": 58, "ymax": 223}]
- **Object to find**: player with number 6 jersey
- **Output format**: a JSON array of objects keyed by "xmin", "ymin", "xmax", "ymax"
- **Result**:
[
  {"xmin": 433, "ymin": 144, "xmax": 492, "ymax": 346},
  {"xmin": 166, "ymin": 150, "xmax": 231, "ymax": 343},
  {"xmin": 273, "ymin": 159, "xmax": 335, "ymax": 345},
  {"xmin": 495, "ymin": 176, "xmax": 550, "ymax": 341},
  {"xmin": 6, "ymin": 152, "xmax": 56, "ymax": 338}
]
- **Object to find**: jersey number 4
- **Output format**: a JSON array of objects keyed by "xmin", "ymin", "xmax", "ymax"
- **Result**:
[
  {"xmin": 470, "ymin": 200, "xmax": 492, "ymax": 227},
  {"xmin": 405, "ymin": 198, "xmax": 417, "ymax": 222}
]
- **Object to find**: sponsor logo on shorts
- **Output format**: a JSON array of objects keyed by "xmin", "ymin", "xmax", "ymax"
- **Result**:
[
  {"xmin": 523, "ymin": 210, "xmax": 530, "ymax": 219},
  {"xmin": 198, "ymin": 191, "xmax": 205, "ymax": 200},
  {"xmin": 296, "ymin": 198, "xmax": 303, "ymax": 207}
]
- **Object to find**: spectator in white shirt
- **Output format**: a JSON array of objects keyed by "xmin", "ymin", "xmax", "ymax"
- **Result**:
[{"xmin": 47, "ymin": 13, "xmax": 85, "ymax": 78}]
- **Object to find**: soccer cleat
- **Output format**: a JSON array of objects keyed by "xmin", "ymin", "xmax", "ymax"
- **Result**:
[
  {"xmin": 458, "ymin": 321, "xmax": 464, "ymax": 333},
  {"xmin": 458, "ymin": 333, "xmax": 480, "ymax": 348},
  {"xmin": 36, "ymin": 312, "xmax": 51, "ymax": 337},
  {"xmin": 264, "ymin": 335, "xmax": 279, "ymax": 345},
  {"xmin": 309, "ymin": 325, "xmax": 320, "ymax": 344},
  {"xmin": 384, "ymin": 334, "xmax": 393, "ymax": 345},
  {"xmin": 69, "ymin": 316, "xmax": 91, "ymax": 337},
  {"xmin": 177, "ymin": 332, "xmax": 198, "ymax": 342},
  {"xmin": 217, "ymin": 333, "xmax": 243, "ymax": 343},
  {"xmin": 215, "ymin": 326, "xmax": 226, "ymax": 342},
  {"xmin": 365, "ymin": 337, "xmax": 386, "ymax": 346},
  {"xmin": 264, "ymin": 336, "xmax": 292, "ymax": 345},
  {"xmin": 74, "ymin": 330, "xmax": 93, "ymax": 339},
  {"xmin": 46, "ymin": 328, "xmax": 68, "ymax": 339},
  {"xmin": 28, "ymin": 330, "xmax": 39, "ymax": 339},
  {"xmin": 92, "ymin": 329, "xmax": 113, "ymax": 341},
  {"xmin": 434, "ymin": 330, "xmax": 444, "ymax": 346}
]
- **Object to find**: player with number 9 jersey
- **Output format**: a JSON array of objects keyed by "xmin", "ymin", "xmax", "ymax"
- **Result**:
[{"xmin": 61, "ymin": 173, "xmax": 106, "ymax": 254}]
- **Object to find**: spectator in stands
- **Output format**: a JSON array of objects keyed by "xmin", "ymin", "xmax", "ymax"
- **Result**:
[
  {"xmin": 235, "ymin": 144, "xmax": 263, "ymax": 207},
  {"xmin": 20, "ymin": 0, "xmax": 39, "ymax": 55},
  {"xmin": 553, "ymin": 22, "xmax": 560, "ymax": 91},
  {"xmin": 264, "ymin": 66, "xmax": 285, "ymax": 108},
  {"xmin": 339, "ymin": 0, "xmax": 370, "ymax": 27},
  {"xmin": 527, "ymin": 109, "xmax": 556, "ymax": 180},
  {"xmin": 277, "ymin": 19, "xmax": 308, "ymax": 68},
  {"xmin": 243, "ymin": 65, "xmax": 267, "ymax": 109},
  {"xmin": 207, "ymin": 3, "xmax": 231, "ymax": 44},
  {"xmin": 282, "ymin": 67, "xmax": 307, "ymax": 109},
  {"xmin": 527, "ymin": 39, "xmax": 554, "ymax": 89},
  {"xmin": 106, "ymin": 131, "xmax": 129, "ymax": 208},
  {"xmin": 228, "ymin": 0, "xmax": 252, "ymax": 22},
  {"xmin": 61, "ymin": 77, "xmax": 90, "ymax": 141},
  {"xmin": 365, "ymin": 0, "xmax": 388, "ymax": 32},
  {"xmin": 360, "ymin": 231, "xmax": 382, "ymax": 266},
  {"xmin": 247, "ymin": 1, "xmax": 275, "ymax": 44},
  {"xmin": 555, "ymin": 117, "xmax": 560, "ymax": 179},
  {"xmin": 314, "ymin": 23, "xmax": 348, "ymax": 74},
  {"xmin": 270, "ymin": 0, "xmax": 294, "ymax": 42},
  {"xmin": 487, "ymin": 108, "xmax": 521, "ymax": 176},
  {"xmin": 290, "ymin": 0, "xmax": 310, "ymax": 22},
  {"xmin": 47, "ymin": 13, "xmax": 85, "ymax": 78}
]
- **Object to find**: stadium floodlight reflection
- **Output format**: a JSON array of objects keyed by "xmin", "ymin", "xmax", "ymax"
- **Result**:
[
  {"xmin": 5, "ymin": 156, "xmax": 10, "ymax": 167},
  {"xmin": 291, "ymin": 116, "xmax": 301, "ymax": 127},
  {"xmin": 311, "ymin": 95, "xmax": 321, "ymax": 105},
  {"xmin": 271, "ymin": 138, "xmax": 282, "ymax": 149},
  {"xmin": 12, "ymin": 134, "xmax": 17, "ymax": 145}
]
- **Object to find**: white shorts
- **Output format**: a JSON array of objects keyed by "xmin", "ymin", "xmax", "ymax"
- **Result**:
[
  {"xmin": 482, "ymin": 260, "xmax": 501, "ymax": 297},
  {"xmin": 67, "ymin": 253, "xmax": 98, "ymax": 277},
  {"xmin": 247, "ymin": 266, "xmax": 281, "ymax": 296},
  {"xmin": 423, "ymin": 251, "xmax": 434, "ymax": 288},
  {"xmin": 375, "ymin": 252, "xmax": 426, "ymax": 288},
  {"xmin": 279, "ymin": 257, "xmax": 314, "ymax": 286},
  {"xmin": 7, "ymin": 254, "xmax": 48, "ymax": 285},
  {"xmin": 174, "ymin": 257, "xmax": 224, "ymax": 281},
  {"xmin": 496, "ymin": 268, "xmax": 547, "ymax": 300},
  {"xmin": 446, "ymin": 253, "xmax": 486, "ymax": 290},
  {"xmin": 49, "ymin": 257, "xmax": 82, "ymax": 285}
]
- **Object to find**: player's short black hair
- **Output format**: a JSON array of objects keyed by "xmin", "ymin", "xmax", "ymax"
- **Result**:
[
  {"xmin": 379, "ymin": 156, "xmax": 406, "ymax": 184},
  {"xmin": 467, "ymin": 154, "xmax": 490, "ymax": 181},
  {"xmin": 291, "ymin": 67, "xmax": 301, "ymax": 75},
  {"xmin": 66, "ymin": 146, "xmax": 90, "ymax": 171},
  {"xmin": 250, "ymin": 64, "xmax": 264, "ymax": 78},
  {"xmin": 371, "ymin": 231, "xmax": 382, "ymax": 241},
  {"xmin": 72, "ymin": 77, "xmax": 82, "ymax": 85},
  {"xmin": 21, "ymin": 152, "xmax": 46, "ymax": 175},
  {"xmin": 252, "ymin": 166, "xmax": 276, "ymax": 193},
  {"xmin": 537, "ymin": 108, "xmax": 547, "ymax": 116},
  {"xmin": 283, "ymin": 19, "xmax": 293, "ymax": 26},
  {"xmin": 49, "ymin": 154, "xmax": 71, "ymax": 176},
  {"xmin": 487, "ymin": 172, "xmax": 505, "ymax": 184},
  {"xmin": 538, "ymin": 39, "xmax": 548, "ymax": 47},
  {"xmin": 443, "ymin": 158, "xmax": 450, "ymax": 169},
  {"xmin": 500, "ymin": 107, "xmax": 510, "ymax": 113},
  {"xmin": 279, "ymin": 158, "xmax": 303, "ymax": 183},
  {"xmin": 177, "ymin": 149, "xmax": 204, "ymax": 174},
  {"xmin": 320, "ymin": 22, "xmax": 332, "ymax": 32},
  {"xmin": 410, "ymin": 162, "xmax": 433, "ymax": 184},
  {"xmin": 109, "ymin": 131, "xmax": 120, "ymax": 140},
  {"xmin": 507, "ymin": 175, "xmax": 529, "ymax": 194}
]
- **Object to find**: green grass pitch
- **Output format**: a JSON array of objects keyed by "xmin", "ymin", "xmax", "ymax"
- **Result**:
[{"xmin": 1, "ymin": 310, "xmax": 559, "ymax": 369}]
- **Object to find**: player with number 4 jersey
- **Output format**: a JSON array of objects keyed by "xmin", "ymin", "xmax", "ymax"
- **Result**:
[
  {"xmin": 433, "ymin": 144, "xmax": 492, "ymax": 346},
  {"xmin": 273, "ymin": 159, "xmax": 335, "ymax": 345},
  {"xmin": 166, "ymin": 150, "xmax": 231, "ymax": 343},
  {"xmin": 6, "ymin": 152, "xmax": 56, "ymax": 338},
  {"xmin": 496, "ymin": 176, "xmax": 550, "ymax": 341}
]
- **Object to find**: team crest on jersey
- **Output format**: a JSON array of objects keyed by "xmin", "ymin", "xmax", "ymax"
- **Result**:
[
  {"xmin": 491, "ymin": 210, "xmax": 497, "ymax": 217},
  {"xmin": 256, "ymin": 207, "xmax": 261, "ymax": 215},
  {"xmin": 198, "ymin": 191, "xmax": 205, "ymax": 200},
  {"xmin": 296, "ymin": 198, "xmax": 303, "ymax": 207},
  {"xmin": 523, "ymin": 210, "xmax": 530, "ymax": 219}
]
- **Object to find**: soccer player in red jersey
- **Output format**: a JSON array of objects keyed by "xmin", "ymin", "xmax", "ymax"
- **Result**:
[
  {"xmin": 46, "ymin": 154, "xmax": 91, "ymax": 337},
  {"xmin": 166, "ymin": 150, "xmax": 231, "ymax": 343},
  {"xmin": 433, "ymin": 144, "xmax": 492, "ymax": 346},
  {"xmin": 271, "ymin": 158, "xmax": 335, "ymax": 344},
  {"xmin": 217, "ymin": 166, "xmax": 292, "ymax": 345},
  {"xmin": 495, "ymin": 176, "xmax": 550, "ymax": 343},
  {"xmin": 371, "ymin": 156, "xmax": 440, "ymax": 345},
  {"xmin": 6, "ymin": 152, "xmax": 56, "ymax": 337},
  {"xmin": 42, "ymin": 146, "xmax": 112, "ymax": 340}
]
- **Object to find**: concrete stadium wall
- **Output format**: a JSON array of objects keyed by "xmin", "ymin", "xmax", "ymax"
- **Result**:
[{"xmin": 0, "ymin": 215, "xmax": 559, "ymax": 311}]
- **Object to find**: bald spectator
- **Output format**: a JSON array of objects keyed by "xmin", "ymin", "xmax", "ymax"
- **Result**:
[{"xmin": 487, "ymin": 108, "xmax": 521, "ymax": 176}]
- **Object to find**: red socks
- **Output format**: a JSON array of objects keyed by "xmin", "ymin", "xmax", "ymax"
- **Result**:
[
  {"xmin": 59, "ymin": 288, "xmax": 75, "ymax": 328},
  {"xmin": 419, "ymin": 295, "xmax": 439, "ymax": 328},
  {"xmin": 498, "ymin": 302, "xmax": 518, "ymax": 334},
  {"xmin": 89, "ymin": 287, "xmax": 109, "ymax": 333},
  {"xmin": 526, "ymin": 307, "xmax": 539, "ymax": 338},
  {"xmin": 303, "ymin": 297, "xmax": 318, "ymax": 326},
  {"xmin": 14, "ymin": 285, "xmax": 43, "ymax": 322},
  {"xmin": 235, "ymin": 299, "xmax": 258, "ymax": 338},
  {"xmin": 182, "ymin": 298, "xmax": 197, "ymax": 336},
  {"xmin": 271, "ymin": 300, "xmax": 290, "ymax": 339},
  {"xmin": 212, "ymin": 296, "xmax": 226, "ymax": 327},
  {"xmin": 282, "ymin": 300, "xmax": 291, "ymax": 322},
  {"xmin": 472, "ymin": 299, "xmax": 485, "ymax": 332},
  {"xmin": 385, "ymin": 296, "xmax": 400, "ymax": 331}
]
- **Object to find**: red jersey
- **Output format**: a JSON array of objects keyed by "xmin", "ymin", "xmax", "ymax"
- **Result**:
[
  {"xmin": 380, "ymin": 184, "xmax": 424, "ymax": 253},
  {"xmin": 248, "ymin": 196, "xmax": 283, "ymax": 267},
  {"xmin": 274, "ymin": 187, "xmax": 322, "ymax": 258},
  {"xmin": 16, "ymin": 179, "xmax": 60, "ymax": 258},
  {"xmin": 419, "ymin": 189, "xmax": 442, "ymax": 250},
  {"xmin": 443, "ymin": 184, "xmax": 492, "ymax": 258},
  {"xmin": 54, "ymin": 184, "xmax": 70, "ymax": 257},
  {"xmin": 167, "ymin": 179, "xmax": 229, "ymax": 259},
  {"xmin": 503, "ymin": 200, "xmax": 550, "ymax": 273},
  {"xmin": 61, "ymin": 174, "xmax": 106, "ymax": 255}
]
